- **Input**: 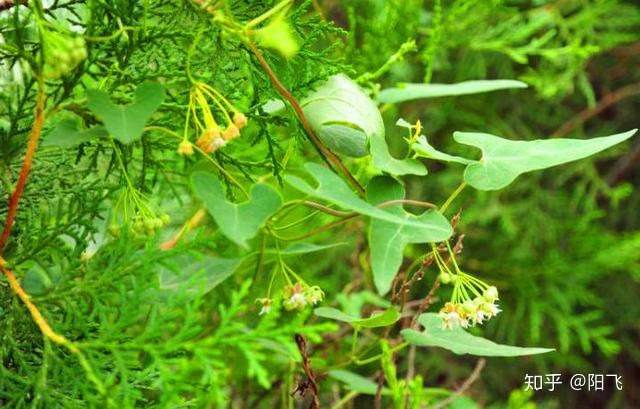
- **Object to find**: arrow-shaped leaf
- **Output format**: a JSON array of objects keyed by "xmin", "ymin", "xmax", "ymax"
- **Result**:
[
  {"xmin": 285, "ymin": 163, "xmax": 452, "ymax": 242},
  {"xmin": 86, "ymin": 82, "xmax": 165, "ymax": 144},
  {"xmin": 413, "ymin": 129, "xmax": 638, "ymax": 190},
  {"xmin": 378, "ymin": 80, "xmax": 528, "ymax": 104},
  {"xmin": 191, "ymin": 172, "xmax": 282, "ymax": 248},
  {"xmin": 401, "ymin": 313, "xmax": 554, "ymax": 357},
  {"xmin": 367, "ymin": 176, "xmax": 449, "ymax": 295}
]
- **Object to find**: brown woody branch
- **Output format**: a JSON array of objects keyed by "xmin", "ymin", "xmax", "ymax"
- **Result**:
[
  {"xmin": 552, "ymin": 82, "xmax": 640, "ymax": 138},
  {"xmin": 0, "ymin": 79, "xmax": 46, "ymax": 253},
  {"xmin": 0, "ymin": 0, "xmax": 27, "ymax": 12},
  {"xmin": 293, "ymin": 334, "xmax": 322, "ymax": 408},
  {"xmin": 428, "ymin": 359, "xmax": 486, "ymax": 409}
]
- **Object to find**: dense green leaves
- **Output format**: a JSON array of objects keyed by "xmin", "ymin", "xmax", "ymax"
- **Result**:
[
  {"xmin": 367, "ymin": 176, "xmax": 449, "ymax": 295},
  {"xmin": 401, "ymin": 314, "xmax": 554, "ymax": 356},
  {"xmin": 86, "ymin": 82, "xmax": 165, "ymax": 144},
  {"xmin": 377, "ymin": 80, "xmax": 528, "ymax": 104},
  {"xmin": 159, "ymin": 254, "xmax": 242, "ymax": 294},
  {"xmin": 314, "ymin": 306, "xmax": 400, "ymax": 328},
  {"xmin": 285, "ymin": 163, "xmax": 452, "ymax": 240},
  {"xmin": 413, "ymin": 129, "xmax": 638, "ymax": 190},
  {"xmin": 191, "ymin": 172, "xmax": 282, "ymax": 247}
]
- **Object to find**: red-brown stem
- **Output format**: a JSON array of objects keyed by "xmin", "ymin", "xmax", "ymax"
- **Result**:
[
  {"xmin": 0, "ymin": 80, "xmax": 46, "ymax": 253},
  {"xmin": 552, "ymin": 82, "xmax": 640, "ymax": 138},
  {"xmin": 246, "ymin": 41, "xmax": 365, "ymax": 196}
]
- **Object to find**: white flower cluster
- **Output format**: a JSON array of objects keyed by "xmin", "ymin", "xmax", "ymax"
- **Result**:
[
  {"xmin": 282, "ymin": 283, "xmax": 324, "ymax": 311},
  {"xmin": 439, "ymin": 286, "xmax": 501, "ymax": 330},
  {"xmin": 256, "ymin": 283, "xmax": 324, "ymax": 315}
]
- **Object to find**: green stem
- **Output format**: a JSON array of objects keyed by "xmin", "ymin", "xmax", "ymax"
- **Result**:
[
  {"xmin": 354, "ymin": 342, "xmax": 408, "ymax": 366},
  {"xmin": 440, "ymin": 181, "xmax": 466, "ymax": 213}
]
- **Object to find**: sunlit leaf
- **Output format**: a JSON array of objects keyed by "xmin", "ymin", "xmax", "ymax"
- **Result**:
[
  {"xmin": 301, "ymin": 74, "xmax": 378, "ymax": 158},
  {"xmin": 412, "ymin": 135, "xmax": 473, "ymax": 165},
  {"xmin": 86, "ymin": 82, "xmax": 165, "ymax": 144},
  {"xmin": 367, "ymin": 176, "xmax": 449, "ymax": 295},
  {"xmin": 401, "ymin": 313, "xmax": 554, "ymax": 356},
  {"xmin": 301, "ymin": 74, "xmax": 426, "ymax": 175},
  {"xmin": 378, "ymin": 80, "xmax": 528, "ymax": 104},
  {"xmin": 191, "ymin": 172, "xmax": 282, "ymax": 248},
  {"xmin": 285, "ymin": 163, "xmax": 452, "ymax": 241},
  {"xmin": 255, "ymin": 16, "xmax": 299, "ymax": 58}
]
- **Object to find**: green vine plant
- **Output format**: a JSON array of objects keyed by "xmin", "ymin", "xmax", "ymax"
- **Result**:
[{"xmin": 0, "ymin": 0, "xmax": 638, "ymax": 407}]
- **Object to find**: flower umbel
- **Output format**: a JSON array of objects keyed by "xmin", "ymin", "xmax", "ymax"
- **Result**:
[
  {"xmin": 432, "ymin": 242, "xmax": 501, "ymax": 330},
  {"xmin": 184, "ymin": 82, "xmax": 248, "ymax": 154},
  {"xmin": 283, "ymin": 283, "xmax": 307, "ymax": 311}
]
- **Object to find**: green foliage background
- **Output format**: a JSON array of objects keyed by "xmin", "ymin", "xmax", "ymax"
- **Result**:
[{"xmin": 1, "ymin": 0, "xmax": 639, "ymax": 408}]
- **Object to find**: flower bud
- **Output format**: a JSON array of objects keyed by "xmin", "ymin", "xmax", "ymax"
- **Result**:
[
  {"xmin": 462, "ymin": 300, "xmax": 476, "ymax": 314},
  {"xmin": 177, "ymin": 140, "xmax": 194, "ymax": 156},
  {"xmin": 483, "ymin": 286, "xmax": 499, "ymax": 302},
  {"xmin": 283, "ymin": 283, "xmax": 307, "ymax": 311},
  {"xmin": 143, "ymin": 219, "xmax": 156, "ymax": 231},
  {"xmin": 438, "ymin": 272, "xmax": 452, "ymax": 284},
  {"xmin": 108, "ymin": 224, "xmax": 121, "ymax": 237},
  {"xmin": 304, "ymin": 286, "xmax": 324, "ymax": 305},
  {"xmin": 256, "ymin": 298, "xmax": 272, "ymax": 315},
  {"xmin": 222, "ymin": 124, "xmax": 240, "ymax": 141},
  {"xmin": 233, "ymin": 112, "xmax": 248, "ymax": 129}
]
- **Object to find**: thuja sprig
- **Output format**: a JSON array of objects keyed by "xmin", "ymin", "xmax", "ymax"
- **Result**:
[{"xmin": 0, "ymin": 28, "xmax": 107, "ymax": 398}]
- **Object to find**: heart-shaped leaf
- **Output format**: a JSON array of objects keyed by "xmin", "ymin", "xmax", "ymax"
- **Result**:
[
  {"xmin": 191, "ymin": 172, "xmax": 282, "ymax": 248},
  {"xmin": 285, "ymin": 163, "xmax": 452, "ymax": 241},
  {"xmin": 301, "ymin": 74, "xmax": 426, "ymax": 175},
  {"xmin": 367, "ymin": 176, "xmax": 449, "ymax": 295},
  {"xmin": 86, "ymin": 82, "xmax": 165, "ymax": 144},
  {"xmin": 314, "ymin": 307, "xmax": 400, "ymax": 328},
  {"xmin": 401, "ymin": 313, "xmax": 554, "ymax": 357},
  {"xmin": 378, "ymin": 79, "xmax": 527, "ymax": 104},
  {"xmin": 413, "ymin": 129, "xmax": 638, "ymax": 190}
]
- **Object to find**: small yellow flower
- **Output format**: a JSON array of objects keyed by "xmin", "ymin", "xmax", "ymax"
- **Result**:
[
  {"xmin": 222, "ymin": 124, "xmax": 240, "ymax": 141},
  {"xmin": 233, "ymin": 112, "xmax": 248, "ymax": 129},
  {"xmin": 177, "ymin": 140, "xmax": 194, "ymax": 156},
  {"xmin": 256, "ymin": 298, "xmax": 272, "ymax": 315}
]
